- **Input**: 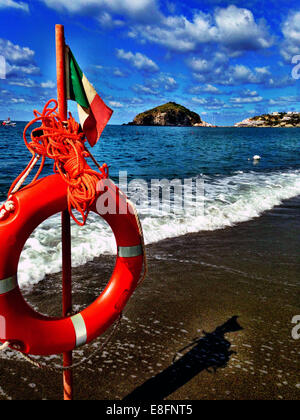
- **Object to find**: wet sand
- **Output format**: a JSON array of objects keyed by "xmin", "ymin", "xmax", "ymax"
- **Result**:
[{"xmin": 0, "ymin": 196, "xmax": 299, "ymax": 400}]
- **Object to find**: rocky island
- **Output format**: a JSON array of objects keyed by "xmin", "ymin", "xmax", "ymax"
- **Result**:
[
  {"xmin": 127, "ymin": 102, "xmax": 214, "ymax": 127},
  {"xmin": 235, "ymin": 112, "xmax": 300, "ymax": 127}
]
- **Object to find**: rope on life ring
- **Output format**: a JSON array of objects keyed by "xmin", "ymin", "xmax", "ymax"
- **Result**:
[{"xmin": 8, "ymin": 99, "xmax": 109, "ymax": 226}]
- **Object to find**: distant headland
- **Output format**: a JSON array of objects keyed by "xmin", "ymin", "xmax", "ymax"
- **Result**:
[
  {"xmin": 235, "ymin": 112, "xmax": 300, "ymax": 128},
  {"xmin": 125, "ymin": 102, "xmax": 215, "ymax": 127},
  {"xmin": 125, "ymin": 103, "xmax": 300, "ymax": 128}
]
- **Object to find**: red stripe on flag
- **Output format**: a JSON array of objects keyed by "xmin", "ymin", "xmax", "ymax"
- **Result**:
[{"xmin": 83, "ymin": 94, "xmax": 113, "ymax": 147}]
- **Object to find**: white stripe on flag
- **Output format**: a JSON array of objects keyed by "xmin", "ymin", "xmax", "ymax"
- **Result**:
[{"xmin": 82, "ymin": 74, "xmax": 97, "ymax": 104}]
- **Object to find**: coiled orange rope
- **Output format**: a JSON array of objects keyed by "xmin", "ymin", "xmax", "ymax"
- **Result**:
[{"xmin": 8, "ymin": 99, "xmax": 109, "ymax": 226}]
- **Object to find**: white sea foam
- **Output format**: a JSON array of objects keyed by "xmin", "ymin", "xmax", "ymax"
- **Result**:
[{"xmin": 17, "ymin": 169, "xmax": 300, "ymax": 287}]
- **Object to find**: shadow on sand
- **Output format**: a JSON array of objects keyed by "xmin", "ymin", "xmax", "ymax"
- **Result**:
[{"xmin": 124, "ymin": 316, "xmax": 243, "ymax": 401}]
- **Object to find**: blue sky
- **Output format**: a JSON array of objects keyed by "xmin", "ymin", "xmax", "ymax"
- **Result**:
[{"xmin": 0, "ymin": 0, "xmax": 299, "ymax": 125}]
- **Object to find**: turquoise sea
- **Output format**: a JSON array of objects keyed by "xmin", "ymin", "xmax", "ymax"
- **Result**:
[{"xmin": 0, "ymin": 124, "xmax": 299, "ymax": 287}]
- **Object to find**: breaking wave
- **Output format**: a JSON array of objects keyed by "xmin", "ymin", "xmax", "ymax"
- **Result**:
[{"xmin": 17, "ymin": 169, "xmax": 300, "ymax": 288}]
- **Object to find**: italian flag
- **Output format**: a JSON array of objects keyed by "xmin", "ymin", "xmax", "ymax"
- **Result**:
[{"xmin": 65, "ymin": 46, "xmax": 113, "ymax": 147}]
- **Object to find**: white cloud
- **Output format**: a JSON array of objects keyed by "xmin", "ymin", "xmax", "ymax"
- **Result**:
[
  {"xmin": 156, "ymin": 74, "xmax": 177, "ymax": 91},
  {"xmin": 0, "ymin": 0, "xmax": 29, "ymax": 13},
  {"xmin": 269, "ymin": 96, "xmax": 300, "ymax": 106},
  {"xmin": 97, "ymin": 12, "xmax": 124, "ymax": 28},
  {"xmin": 192, "ymin": 97, "xmax": 225, "ymax": 110},
  {"xmin": 41, "ymin": 80, "xmax": 56, "ymax": 89},
  {"xmin": 230, "ymin": 96, "xmax": 263, "ymax": 104},
  {"xmin": 106, "ymin": 0, "xmax": 160, "ymax": 20},
  {"xmin": 109, "ymin": 101, "xmax": 123, "ymax": 108},
  {"xmin": 0, "ymin": 39, "xmax": 39, "ymax": 79},
  {"xmin": 0, "ymin": 38, "xmax": 34, "ymax": 64},
  {"xmin": 11, "ymin": 97, "xmax": 25, "ymax": 103},
  {"xmin": 191, "ymin": 97, "xmax": 207, "ymax": 105},
  {"xmin": 229, "ymin": 65, "xmax": 256, "ymax": 84},
  {"xmin": 132, "ymin": 84, "xmax": 159, "ymax": 95},
  {"xmin": 116, "ymin": 49, "xmax": 159, "ymax": 72},
  {"xmin": 6, "ymin": 62, "xmax": 40, "ymax": 77},
  {"xmin": 255, "ymin": 66, "xmax": 271, "ymax": 75},
  {"xmin": 131, "ymin": 72, "xmax": 178, "ymax": 96},
  {"xmin": 113, "ymin": 68, "xmax": 128, "ymax": 78},
  {"xmin": 40, "ymin": 1, "xmax": 273, "ymax": 55},
  {"xmin": 280, "ymin": 12, "xmax": 300, "ymax": 61},
  {"xmin": 222, "ymin": 65, "xmax": 271, "ymax": 86},
  {"xmin": 41, "ymin": 0, "xmax": 161, "ymax": 22},
  {"xmin": 8, "ymin": 78, "xmax": 36, "ymax": 87},
  {"xmin": 189, "ymin": 84, "xmax": 221, "ymax": 94},
  {"xmin": 129, "ymin": 12, "xmax": 217, "ymax": 53},
  {"xmin": 187, "ymin": 52, "xmax": 228, "ymax": 77},
  {"xmin": 8, "ymin": 78, "xmax": 55, "ymax": 88},
  {"xmin": 214, "ymin": 5, "xmax": 273, "ymax": 53},
  {"xmin": 202, "ymin": 84, "xmax": 220, "ymax": 93},
  {"xmin": 128, "ymin": 5, "xmax": 273, "ymax": 54},
  {"xmin": 239, "ymin": 89, "xmax": 259, "ymax": 97},
  {"xmin": 189, "ymin": 56, "xmax": 277, "ymax": 88},
  {"xmin": 188, "ymin": 58, "xmax": 212, "ymax": 73}
]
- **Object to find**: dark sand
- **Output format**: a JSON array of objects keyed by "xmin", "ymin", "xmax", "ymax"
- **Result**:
[{"xmin": 0, "ymin": 196, "xmax": 299, "ymax": 400}]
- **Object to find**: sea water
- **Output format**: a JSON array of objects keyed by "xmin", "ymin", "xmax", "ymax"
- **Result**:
[{"xmin": 0, "ymin": 124, "xmax": 299, "ymax": 287}]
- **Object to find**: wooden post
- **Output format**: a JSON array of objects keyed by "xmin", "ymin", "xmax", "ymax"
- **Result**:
[{"xmin": 55, "ymin": 24, "xmax": 73, "ymax": 401}]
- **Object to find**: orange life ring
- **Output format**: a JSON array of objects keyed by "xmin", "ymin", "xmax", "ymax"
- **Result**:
[{"xmin": 0, "ymin": 174, "xmax": 143, "ymax": 356}]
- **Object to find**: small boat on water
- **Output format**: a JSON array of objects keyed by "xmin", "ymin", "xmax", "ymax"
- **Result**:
[{"xmin": 2, "ymin": 117, "xmax": 16, "ymax": 127}]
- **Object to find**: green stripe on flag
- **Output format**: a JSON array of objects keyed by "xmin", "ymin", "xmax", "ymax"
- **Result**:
[{"xmin": 68, "ymin": 50, "xmax": 89, "ymax": 109}]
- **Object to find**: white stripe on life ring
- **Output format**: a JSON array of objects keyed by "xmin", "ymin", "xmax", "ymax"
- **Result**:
[
  {"xmin": 118, "ymin": 245, "xmax": 143, "ymax": 258},
  {"xmin": 71, "ymin": 314, "xmax": 87, "ymax": 347},
  {"xmin": 0, "ymin": 275, "xmax": 17, "ymax": 295}
]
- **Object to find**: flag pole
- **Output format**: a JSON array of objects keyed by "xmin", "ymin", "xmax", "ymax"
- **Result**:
[{"xmin": 55, "ymin": 24, "xmax": 73, "ymax": 401}]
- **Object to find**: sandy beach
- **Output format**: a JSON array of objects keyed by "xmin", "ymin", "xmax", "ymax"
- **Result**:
[{"xmin": 0, "ymin": 196, "xmax": 299, "ymax": 401}]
